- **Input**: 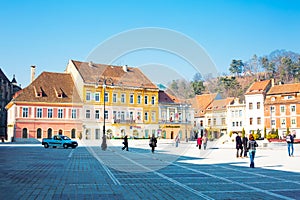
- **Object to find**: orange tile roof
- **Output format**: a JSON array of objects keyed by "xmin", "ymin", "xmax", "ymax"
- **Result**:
[
  {"xmin": 159, "ymin": 91, "xmax": 182, "ymax": 104},
  {"xmin": 245, "ymin": 79, "xmax": 271, "ymax": 95},
  {"xmin": 71, "ymin": 60, "xmax": 158, "ymax": 89},
  {"xmin": 191, "ymin": 93, "xmax": 218, "ymax": 117},
  {"xmin": 207, "ymin": 97, "xmax": 235, "ymax": 111},
  {"xmin": 12, "ymin": 72, "xmax": 82, "ymax": 104},
  {"xmin": 267, "ymin": 83, "xmax": 300, "ymax": 95}
]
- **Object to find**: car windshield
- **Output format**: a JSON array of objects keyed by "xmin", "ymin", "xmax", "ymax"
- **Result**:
[{"xmin": 61, "ymin": 136, "xmax": 71, "ymax": 140}]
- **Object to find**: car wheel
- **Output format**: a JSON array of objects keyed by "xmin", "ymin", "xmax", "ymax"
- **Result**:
[
  {"xmin": 44, "ymin": 143, "xmax": 49, "ymax": 148},
  {"xmin": 63, "ymin": 144, "xmax": 68, "ymax": 149},
  {"xmin": 72, "ymin": 146, "xmax": 76, "ymax": 149}
]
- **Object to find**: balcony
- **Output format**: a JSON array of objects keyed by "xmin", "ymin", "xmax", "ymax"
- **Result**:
[{"xmin": 112, "ymin": 119, "xmax": 136, "ymax": 124}]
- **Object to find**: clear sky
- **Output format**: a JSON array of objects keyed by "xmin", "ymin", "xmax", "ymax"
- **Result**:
[{"xmin": 1, "ymin": 0, "xmax": 300, "ymax": 87}]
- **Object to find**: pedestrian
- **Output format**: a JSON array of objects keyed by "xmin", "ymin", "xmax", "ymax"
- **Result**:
[
  {"xmin": 286, "ymin": 132, "xmax": 294, "ymax": 157},
  {"xmin": 242, "ymin": 134, "xmax": 249, "ymax": 158},
  {"xmin": 149, "ymin": 134, "xmax": 157, "ymax": 153},
  {"xmin": 175, "ymin": 134, "xmax": 180, "ymax": 147},
  {"xmin": 197, "ymin": 137, "xmax": 202, "ymax": 150},
  {"xmin": 247, "ymin": 134, "xmax": 258, "ymax": 168},
  {"xmin": 236, "ymin": 133, "xmax": 243, "ymax": 158},
  {"xmin": 121, "ymin": 135, "xmax": 128, "ymax": 151},
  {"xmin": 202, "ymin": 135, "xmax": 208, "ymax": 150}
]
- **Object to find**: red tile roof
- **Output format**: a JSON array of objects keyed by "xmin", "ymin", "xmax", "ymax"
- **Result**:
[
  {"xmin": 12, "ymin": 72, "xmax": 81, "ymax": 103},
  {"xmin": 245, "ymin": 80, "xmax": 271, "ymax": 95},
  {"xmin": 267, "ymin": 83, "xmax": 300, "ymax": 95},
  {"xmin": 191, "ymin": 93, "xmax": 218, "ymax": 117},
  {"xmin": 159, "ymin": 91, "xmax": 182, "ymax": 104},
  {"xmin": 71, "ymin": 60, "xmax": 158, "ymax": 89},
  {"xmin": 207, "ymin": 97, "xmax": 235, "ymax": 111}
]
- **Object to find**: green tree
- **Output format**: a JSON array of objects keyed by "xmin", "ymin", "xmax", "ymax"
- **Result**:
[
  {"xmin": 191, "ymin": 80, "xmax": 205, "ymax": 95},
  {"xmin": 229, "ymin": 59, "xmax": 244, "ymax": 76}
]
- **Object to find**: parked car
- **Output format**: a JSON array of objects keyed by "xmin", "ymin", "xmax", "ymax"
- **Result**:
[{"xmin": 42, "ymin": 135, "xmax": 78, "ymax": 149}]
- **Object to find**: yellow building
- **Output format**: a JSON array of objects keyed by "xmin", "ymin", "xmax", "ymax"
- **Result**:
[{"xmin": 66, "ymin": 60, "xmax": 159, "ymax": 139}]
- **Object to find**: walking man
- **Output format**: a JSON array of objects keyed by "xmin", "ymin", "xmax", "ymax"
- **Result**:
[
  {"xmin": 236, "ymin": 133, "xmax": 243, "ymax": 158},
  {"xmin": 122, "ymin": 135, "xmax": 128, "ymax": 151}
]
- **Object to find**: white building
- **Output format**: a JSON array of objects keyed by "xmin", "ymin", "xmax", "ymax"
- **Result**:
[{"xmin": 227, "ymin": 98, "xmax": 246, "ymax": 134}]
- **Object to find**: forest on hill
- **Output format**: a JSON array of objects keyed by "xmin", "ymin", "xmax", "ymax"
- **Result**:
[{"xmin": 167, "ymin": 49, "xmax": 300, "ymax": 101}]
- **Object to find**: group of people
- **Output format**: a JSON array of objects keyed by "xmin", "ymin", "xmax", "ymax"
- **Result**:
[
  {"xmin": 121, "ymin": 134, "xmax": 158, "ymax": 153},
  {"xmin": 236, "ymin": 133, "xmax": 258, "ymax": 168},
  {"xmin": 196, "ymin": 135, "xmax": 208, "ymax": 150}
]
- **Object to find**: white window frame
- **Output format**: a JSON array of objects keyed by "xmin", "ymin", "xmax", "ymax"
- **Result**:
[
  {"xmin": 22, "ymin": 107, "xmax": 29, "ymax": 118},
  {"xmin": 94, "ymin": 92, "xmax": 100, "ymax": 102},
  {"xmin": 86, "ymin": 91, "xmax": 91, "ymax": 101},
  {"xmin": 37, "ymin": 108, "xmax": 42, "ymax": 118},
  {"xmin": 58, "ymin": 108, "xmax": 63, "ymax": 119},
  {"xmin": 47, "ymin": 108, "xmax": 53, "ymax": 118}
]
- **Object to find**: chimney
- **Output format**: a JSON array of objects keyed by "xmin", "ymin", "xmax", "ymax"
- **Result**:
[
  {"xmin": 123, "ymin": 65, "xmax": 128, "ymax": 72},
  {"xmin": 31, "ymin": 65, "xmax": 36, "ymax": 83},
  {"xmin": 271, "ymin": 78, "xmax": 274, "ymax": 87}
]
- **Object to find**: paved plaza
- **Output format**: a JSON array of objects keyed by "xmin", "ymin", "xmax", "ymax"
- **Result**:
[{"xmin": 0, "ymin": 138, "xmax": 299, "ymax": 200}]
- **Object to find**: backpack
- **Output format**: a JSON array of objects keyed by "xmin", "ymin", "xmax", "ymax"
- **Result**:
[{"xmin": 286, "ymin": 135, "xmax": 291, "ymax": 143}]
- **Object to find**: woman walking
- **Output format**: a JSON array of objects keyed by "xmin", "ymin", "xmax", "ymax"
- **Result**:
[
  {"xmin": 197, "ymin": 137, "xmax": 202, "ymax": 150},
  {"xmin": 247, "ymin": 134, "xmax": 258, "ymax": 168}
]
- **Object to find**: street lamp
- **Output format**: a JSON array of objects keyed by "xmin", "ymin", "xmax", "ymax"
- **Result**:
[{"xmin": 97, "ymin": 77, "xmax": 112, "ymax": 151}]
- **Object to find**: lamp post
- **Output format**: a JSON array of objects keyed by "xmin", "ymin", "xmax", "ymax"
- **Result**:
[
  {"xmin": 100, "ymin": 79, "xmax": 108, "ymax": 151},
  {"xmin": 185, "ymin": 104, "xmax": 188, "ymax": 142}
]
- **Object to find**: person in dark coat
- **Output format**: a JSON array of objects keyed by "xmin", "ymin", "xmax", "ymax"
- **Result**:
[
  {"xmin": 122, "ymin": 135, "xmax": 128, "ymax": 151},
  {"xmin": 286, "ymin": 132, "xmax": 294, "ymax": 157},
  {"xmin": 149, "ymin": 134, "xmax": 157, "ymax": 153},
  {"xmin": 242, "ymin": 134, "xmax": 249, "ymax": 158},
  {"xmin": 236, "ymin": 133, "xmax": 243, "ymax": 158}
]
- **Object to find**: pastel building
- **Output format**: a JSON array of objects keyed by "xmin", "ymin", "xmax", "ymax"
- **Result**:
[
  {"xmin": 265, "ymin": 82, "xmax": 300, "ymax": 138},
  {"xmin": 6, "ymin": 70, "xmax": 83, "ymax": 142},
  {"xmin": 65, "ymin": 60, "xmax": 159, "ymax": 139}
]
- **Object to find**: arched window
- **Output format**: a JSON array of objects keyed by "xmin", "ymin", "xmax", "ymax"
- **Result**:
[
  {"xmin": 58, "ymin": 129, "xmax": 63, "ymax": 135},
  {"xmin": 37, "ymin": 128, "xmax": 42, "ymax": 139},
  {"xmin": 71, "ymin": 129, "xmax": 76, "ymax": 139},
  {"xmin": 22, "ymin": 128, "xmax": 28, "ymax": 138},
  {"xmin": 47, "ymin": 128, "xmax": 52, "ymax": 138}
]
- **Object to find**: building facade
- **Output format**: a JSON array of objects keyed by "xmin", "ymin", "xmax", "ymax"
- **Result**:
[
  {"xmin": 158, "ymin": 90, "xmax": 193, "ymax": 140},
  {"xmin": 264, "ymin": 82, "xmax": 300, "ymax": 139},
  {"xmin": 66, "ymin": 60, "xmax": 160, "ymax": 139},
  {"xmin": 6, "ymin": 71, "xmax": 83, "ymax": 142},
  {"xmin": 0, "ymin": 69, "xmax": 21, "ymax": 141},
  {"xmin": 227, "ymin": 98, "xmax": 246, "ymax": 134},
  {"xmin": 244, "ymin": 80, "xmax": 271, "ymax": 135}
]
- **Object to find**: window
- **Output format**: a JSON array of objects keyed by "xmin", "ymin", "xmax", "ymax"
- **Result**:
[
  {"xmin": 221, "ymin": 118, "xmax": 226, "ymax": 125},
  {"xmin": 137, "ymin": 95, "xmax": 141, "ymax": 104},
  {"xmin": 291, "ymin": 105, "xmax": 296, "ymax": 113},
  {"xmin": 257, "ymin": 117, "xmax": 261, "ymax": 125},
  {"xmin": 208, "ymin": 118, "xmax": 211, "ymax": 126},
  {"xmin": 270, "ymin": 106, "xmax": 275, "ymax": 113},
  {"xmin": 104, "ymin": 110, "xmax": 108, "ymax": 119},
  {"xmin": 235, "ymin": 110, "xmax": 238, "ymax": 117},
  {"xmin": 249, "ymin": 117, "xmax": 253, "ymax": 125},
  {"xmin": 257, "ymin": 102, "xmax": 260, "ymax": 109},
  {"xmin": 113, "ymin": 93, "xmax": 117, "ymax": 103},
  {"xmin": 71, "ymin": 109, "xmax": 77, "ymax": 119},
  {"xmin": 213, "ymin": 118, "xmax": 216, "ymax": 126},
  {"xmin": 239, "ymin": 110, "xmax": 242, "ymax": 117},
  {"xmin": 232, "ymin": 122, "xmax": 235, "ymax": 127},
  {"xmin": 249, "ymin": 102, "xmax": 253, "ymax": 110},
  {"xmin": 130, "ymin": 94, "xmax": 134, "ymax": 104},
  {"xmin": 271, "ymin": 119, "xmax": 275, "ymax": 126},
  {"xmin": 104, "ymin": 92, "xmax": 108, "ymax": 102},
  {"xmin": 281, "ymin": 118, "xmax": 286, "ymax": 127},
  {"xmin": 144, "ymin": 112, "xmax": 149, "ymax": 121},
  {"xmin": 151, "ymin": 111, "xmax": 156, "ymax": 122},
  {"xmin": 95, "ymin": 129, "xmax": 100, "ymax": 139},
  {"xmin": 144, "ymin": 96, "xmax": 148, "ymax": 105},
  {"xmin": 86, "ymin": 91, "xmax": 91, "ymax": 101},
  {"xmin": 137, "ymin": 112, "xmax": 141, "ymax": 120},
  {"xmin": 151, "ymin": 96, "xmax": 155, "ymax": 105},
  {"xmin": 240, "ymin": 121, "xmax": 242, "ymax": 126},
  {"xmin": 94, "ymin": 92, "xmax": 100, "ymax": 102},
  {"xmin": 231, "ymin": 111, "xmax": 234, "ymax": 117},
  {"xmin": 291, "ymin": 118, "xmax": 296, "ymax": 126},
  {"xmin": 48, "ymin": 108, "xmax": 53, "ymax": 118},
  {"xmin": 22, "ymin": 128, "xmax": 28, "ymax": 138},
  {"xmin": 121, "ymin": 94, "xmax": 125, "ymax": 103},
  {"xmin": 22, "ymin": 107, "xmax": 29, "ymax": 118},
  {"xmin": 37, "ymin": 108, "xmax": 42, "ymax": 118},
  {"xmin": 121, "ymin": 111, "xmax": 125, "ymax": 120},
  {"xmin": 71, "ymin": 129, "xmax": 76, "ymax": 138},
  {"xmin": 95, "ymin": 110, "xmax": 100, "ymax": 119},
  {"xmin": 58, "ymin": 108, "xmax": 63, "ymax": 118},
  {"xmin": 86, "ymin": 110, "xmax": 91, "ymax": 119},
  {"xmin": 280, "ymin": 105, "xmax": 285, "ymax": 113}
]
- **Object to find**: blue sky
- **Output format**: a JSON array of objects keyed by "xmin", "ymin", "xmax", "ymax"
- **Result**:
[{"xmin": 1, "ymin": 0, "xmax": 300, "ymax": 87}]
